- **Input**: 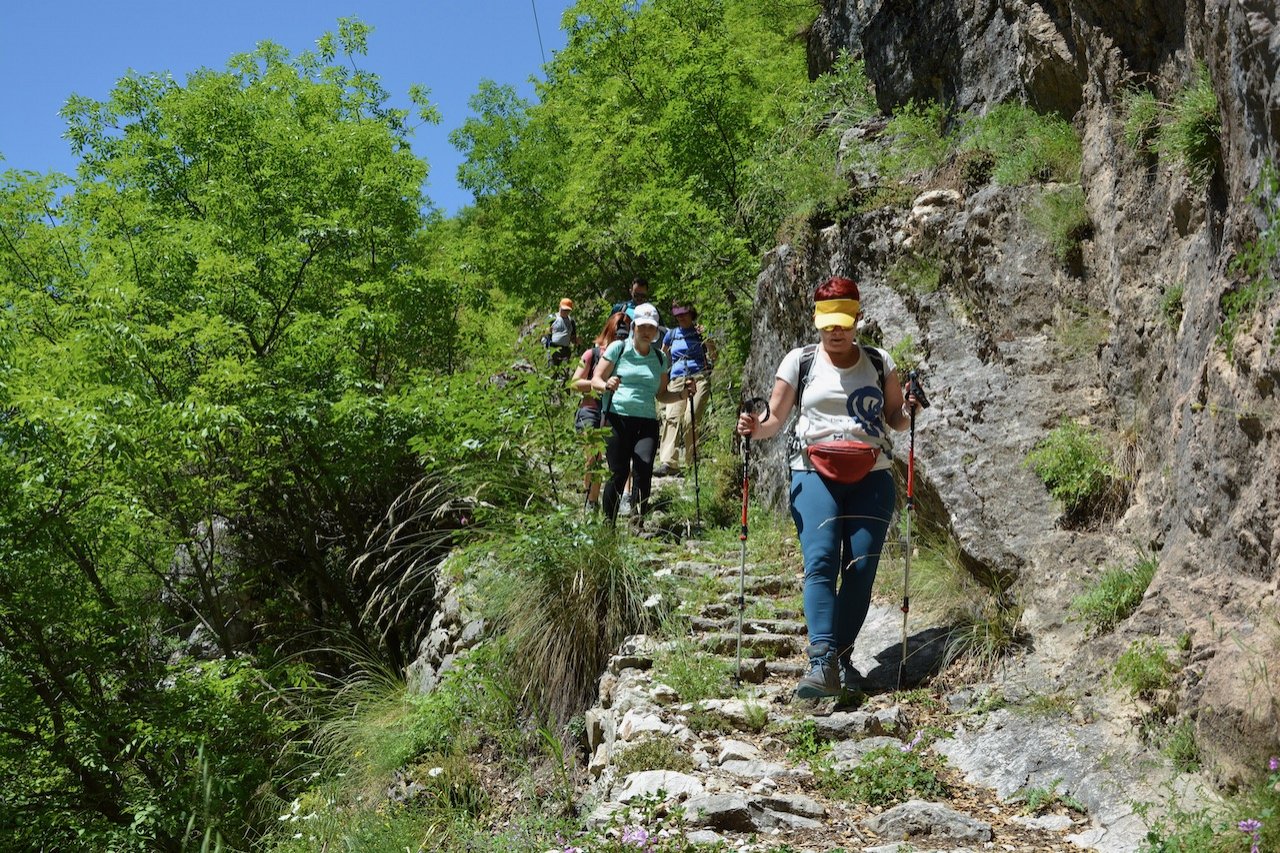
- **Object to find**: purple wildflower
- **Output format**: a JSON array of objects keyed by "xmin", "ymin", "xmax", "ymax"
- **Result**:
[
  {"xmin": 1269, "ymin": 756, "xmax": 1279, "ymax": 772},
  {"xmin": 621, "ymin": 825, "xmax": 650, "ymax": 847},
  {"xmin": 899, "ymin": 731, "xmax": 925, "ymax": 752},
  {"xmin": 1239, "ymin": 818, "xmax": 1263, "ymax": 853}
]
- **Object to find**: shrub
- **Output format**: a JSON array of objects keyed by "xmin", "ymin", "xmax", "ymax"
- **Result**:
[
  {"xmin": 961, "ymin": 102, "xmax": 1082, "ymax": 184},
  {"xmin": 1071, "ymin": 553, "xmax": 1158, "ymax": 635},
  {"xmin": 1156, "ymin": 64, "xmax": 1220, "ymax": 180},
  {"xmin": 836, "ymin": 743, "xmax": 947, "ymax": 806},
  {"xmin": 1026, "ymin": 419, "xmax": 1122, "ymax": 521}
]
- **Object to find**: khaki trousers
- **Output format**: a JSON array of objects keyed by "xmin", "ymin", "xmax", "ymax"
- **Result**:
[{"xmin": 658, "ymin": 372, "xmax": 710, "ymax": 469}]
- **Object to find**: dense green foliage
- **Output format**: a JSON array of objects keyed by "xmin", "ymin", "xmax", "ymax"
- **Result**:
[
  {"xmin": 0, "ymin": 20, "xmax": 462, "ymax": 849},
  {"xmin": 450, "ymin": 0, "xmax": 817, "ymax": 358}
]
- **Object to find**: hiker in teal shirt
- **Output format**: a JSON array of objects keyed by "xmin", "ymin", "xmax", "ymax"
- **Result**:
[{"xmin": 591, "ymin": 302, "xmax": 692, "ymax": 528}]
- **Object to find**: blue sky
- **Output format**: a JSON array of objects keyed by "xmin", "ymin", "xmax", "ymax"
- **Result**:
[{"xmin": 0, "ymin": 0, "xmax": 576, "ymax": 214}]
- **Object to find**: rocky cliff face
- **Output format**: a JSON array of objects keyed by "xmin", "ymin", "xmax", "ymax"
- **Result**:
[{"xmin": 744, "ymin": 0, "xmax": 1278, "ymax": 786}]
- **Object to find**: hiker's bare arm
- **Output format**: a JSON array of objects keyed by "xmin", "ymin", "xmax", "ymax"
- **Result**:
[{"xmin": 591, "ymin": 357, "xmax": 619, "ymax": 393}]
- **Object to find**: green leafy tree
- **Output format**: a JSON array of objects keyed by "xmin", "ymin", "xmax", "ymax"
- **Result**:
[
  {"xmin": 0, "ymin": 19, "xmax": 463, "ymax": 847},
  {"xmin": 451, "ymin": 0, "xmax": 815, "ymax": 323}
]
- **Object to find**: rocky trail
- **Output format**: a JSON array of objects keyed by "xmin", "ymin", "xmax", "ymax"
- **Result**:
[{"xmin": 573, "ymin": 527, "xmax": 1197, "ymax": 853}]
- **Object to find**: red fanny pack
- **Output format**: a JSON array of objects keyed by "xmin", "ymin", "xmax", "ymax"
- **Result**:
[{"xmin": 805, "ymin": 440, "xmax": 880, "ymax": 484}]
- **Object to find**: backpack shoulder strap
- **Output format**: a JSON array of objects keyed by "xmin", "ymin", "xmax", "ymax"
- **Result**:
[
  {"xmin": 862, "ymin": 345, "xmax": 886, "ymax": 392},
  {"xmin": 795, "ymin": 344, "xmax": 819, "ymax": 412}
]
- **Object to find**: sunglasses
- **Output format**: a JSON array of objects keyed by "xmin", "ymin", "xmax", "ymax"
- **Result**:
[{"xmin": 818, "ymin": 322, "xmax": 854, "ymax": 332}]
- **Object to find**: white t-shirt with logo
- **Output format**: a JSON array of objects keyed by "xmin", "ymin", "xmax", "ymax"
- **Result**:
[{"xmin": 777, "ymin": 345, "xmax": 895, "ymax": 472}]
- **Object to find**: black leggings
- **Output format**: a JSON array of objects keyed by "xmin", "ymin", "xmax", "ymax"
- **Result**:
[{"xmin": 602, "ymin": 413, "xmax": 660, "ymax": 523}]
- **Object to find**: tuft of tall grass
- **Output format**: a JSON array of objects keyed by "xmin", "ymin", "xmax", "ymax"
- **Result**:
[
  {"xmin": 1155, "ymin": 64, "xmax": 1220, "ymax": 180},
  {"xmin": 1028, "ymin": 184, "xmax": 1091, "ymax": 266},
  {"xmin": 942, "ymin": 596, "xmax": 1027, "ymax": 675},
  {"xmin": 1070, "ymin": 553, "xmax": 1158, "ymax": 636},
  {"xmin": 486, "ymin": 511, "xmax": 665, "ymax": 723},
  {"xmin": 1119, "ymin": 87, "xmax": 1161, "ymax": 151},
  {"xmin": 1025, "ymin": 418, "xmax": 1125, "ymax": 524}
]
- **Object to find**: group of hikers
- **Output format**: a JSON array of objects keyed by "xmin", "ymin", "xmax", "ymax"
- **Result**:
[
  {"xmin": 553, "ymin": 276, "xmax": 716, "ymax": 528},
  {"xmin": 547, "ymin": 273, "xmax": 928, "ymax": 700}
]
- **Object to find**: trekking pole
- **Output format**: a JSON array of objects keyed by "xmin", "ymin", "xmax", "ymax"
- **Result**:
[
  {"xmin": 687, "ymin": 358, "xmax": 702, "ymax": 531},
  {"xmin": 735, "ymin": 397, "xmax": 770, "ymax": 686},
  {"xmin": 897, "ymin": 370, "xmax": 929, "ymax": 690}
]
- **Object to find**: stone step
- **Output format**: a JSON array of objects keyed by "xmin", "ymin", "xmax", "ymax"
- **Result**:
[
  {"xmin": 699, "ymin": 632, "xmax": 802, "ymax": 657},
  {"xmin": 689, "ymin": 617, "xmax": 806, "ymax": 636}
]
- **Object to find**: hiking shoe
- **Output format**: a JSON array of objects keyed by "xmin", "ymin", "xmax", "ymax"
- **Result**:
[
  {"xmin": 794, "ymin": 643, "xmax": 840, "ymax": 699},
  {"xmin": 839, "ymin": 658, "xmax": 863, "ymax": 693}
]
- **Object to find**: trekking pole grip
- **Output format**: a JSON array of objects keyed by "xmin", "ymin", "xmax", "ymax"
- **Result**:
[{"xmin": 739, "ymin": 397, "xmax": 770, "ymax": 537}]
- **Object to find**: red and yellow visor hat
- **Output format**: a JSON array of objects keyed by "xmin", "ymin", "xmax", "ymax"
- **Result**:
[{"xmin": 813, "ymin": 298, "xmax": 860, "ymax": 330}]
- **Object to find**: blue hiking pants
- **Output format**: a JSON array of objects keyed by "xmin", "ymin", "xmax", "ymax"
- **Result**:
[{"xmin": 789, "ymin": 469, "xmax": 895, "ymax": 661}]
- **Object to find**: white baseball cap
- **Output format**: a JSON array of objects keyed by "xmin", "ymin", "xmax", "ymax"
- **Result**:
[{"xmin": 632, "ymin": 302, "xmax": 660, "ymax": 327}]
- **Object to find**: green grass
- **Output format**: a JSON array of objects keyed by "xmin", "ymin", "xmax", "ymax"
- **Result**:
[
  {"xmin": 880, "ymin": 99, "xmax": 953, "ymax": 177},
  {"xmin": 1162, "ymin": 719, "xmax": 1201, "ymax": 773},
  {"xmin": 1161, "ymin": 283, "xmax": 1185, "ymax": 330},
  {"xmin": 1156, "ymin": 64, "xmax": 1220, "ymax": 180},
  {"xmin": 1113, "ymin": 638, "xmax": 1178, "ymax": 699},
  {"xmin": 1028, "ymin": 184, "xmax": 1091, "ymax": 265},
  {"xmin": 1016, "ymin": 778, "xmax": 1086, "ymax": 815},
  {"xmin": 652, "ymin": 638, "xmax": 734, "ymax": 702},
  {"xmin": 1071, "ymin": 553, "xmax": 1159, "ymax": 635},
  {"xmin": 829, "ymin": 743, "xmax": 947, "ymax": 806},
  {"xmin": 887, "ymin": 252, "xmax": 943, "ymax": 295},
  {"xmin": 1026, "ymin": 418, "xmax": 1123, "ymax": 522},
  {"xmin": 1137, "ymin": 754, "xmax": 1280, "ymax": 852},
  {"xmin": 1120, "ymin": 87, "xmax": 1162, "ymax": 151},
  {"xmin": 784, "ymin": 719, "xmax": 829, "ymax": 762},
  {"xmin": 961, "ymin": 101, "xmax": 1082, "ymax": 184},
  {"xmin": 1053, "ymin": 303, "xmax": 1111, "ymax": 354},
  {"xmin": 1222, "ymin": 164, "xmax": 1280, "ymax": 357}
]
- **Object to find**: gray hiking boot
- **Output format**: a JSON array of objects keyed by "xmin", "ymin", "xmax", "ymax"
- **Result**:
[
  {"xmin": 839, "ymin": 656, "xmax": 863, "ymax": 693},
  {"xmin": 795, "ymin": 643, "xmax": 841, "ymax": 699}
]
